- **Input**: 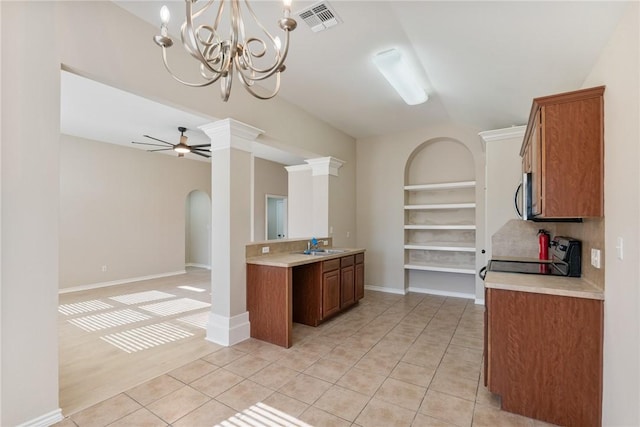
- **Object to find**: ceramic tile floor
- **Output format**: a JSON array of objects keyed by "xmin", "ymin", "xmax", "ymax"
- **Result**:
[{"xmin": 56, "ymin": 291, "xmax": 558, "ymax": 427}]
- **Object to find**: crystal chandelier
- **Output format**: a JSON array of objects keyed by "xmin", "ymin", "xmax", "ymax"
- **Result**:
[{"xmin": 153, "ymin": 0, "xmax": 297, "ymax": 101}]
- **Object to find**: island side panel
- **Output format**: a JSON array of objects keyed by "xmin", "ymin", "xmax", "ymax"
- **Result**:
[
  {"xmin": 292, "ymin": 262, "xmax": 322, "ymax": 326},
  {"xmin": 246, "ymin": 264, "xmax": 292, "ymax": 348}
]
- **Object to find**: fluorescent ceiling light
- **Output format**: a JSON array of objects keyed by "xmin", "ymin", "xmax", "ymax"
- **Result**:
[{"xmin": 373, "ymin": 48, "xmax": 428, "ymax": 105}]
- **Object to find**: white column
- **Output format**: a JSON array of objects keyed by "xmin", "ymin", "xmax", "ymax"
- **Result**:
[
  {"xmin": 285, "ymin": 157, "xmax": 344, "ymax": 239},
  {"xmin": 200, "ymin": 118, "xmax": 263, "ymax": 346}
]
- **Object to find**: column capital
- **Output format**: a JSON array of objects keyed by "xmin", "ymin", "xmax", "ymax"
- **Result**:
[
  {"xmin": 199, "ymin": 118, "xmax": 264, "ymax": 152},
  {"xmin": 305, "ymin": 157, "xmax": 346, "ymax": 176}
]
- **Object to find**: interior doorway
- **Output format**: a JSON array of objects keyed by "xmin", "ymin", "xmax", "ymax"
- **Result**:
[
  {"xmin": 186, "ymin": 190, "xmax": 211, "ymax": 268},
  {"xmin": 265, "ymin": 195, "xmax": 287, "ymax": 240}
]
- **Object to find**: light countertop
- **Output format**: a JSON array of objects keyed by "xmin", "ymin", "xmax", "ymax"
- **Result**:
[
  {"xmin": 246, "ymin": 248, "xmax": 365, "ymax": 268},
  {"xmin": 485, "ymin": 270, "xmax": 604, "ymax": 300}
]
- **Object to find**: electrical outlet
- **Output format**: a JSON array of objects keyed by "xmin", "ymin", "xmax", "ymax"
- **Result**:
[
  {"xmin": 101, "ymin": 265, "xmax": 108, "ymax": 272},
  {"xmin": 261, "ymin": 246, "xmax": 270, "ymax": 254},
  {"xmin": 346, "ymin": 231, "xmax": 350, "ymax": 238},
  {"xmin": 323, "ymin": 240, "xmax": 329, "ymax": 246},
  {"xmin": 616, "ymin": 237, "xmax": 624, "ymax": 260},
  {"xmin": 590, "ymin": 249, "xmax": 601, "ymax": 269}
]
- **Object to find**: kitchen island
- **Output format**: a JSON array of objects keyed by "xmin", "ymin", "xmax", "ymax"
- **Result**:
[
  {"xmin": 246, "ymin": 241, "xmax": 365, "ymax": 348},
  {"xmin": 484, "ymin": 270, "xmax": 603, "ymax": 427}
]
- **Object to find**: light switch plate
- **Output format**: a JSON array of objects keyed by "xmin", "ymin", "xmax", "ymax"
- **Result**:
[{"xmin": 262, "ymin": 246, "xmax": 270, "ymax": 254}]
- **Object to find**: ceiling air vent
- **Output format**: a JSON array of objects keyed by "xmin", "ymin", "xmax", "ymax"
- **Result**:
[{"xmin": 296, "ymin": 1, "xmax": 342, "ymax": 32}]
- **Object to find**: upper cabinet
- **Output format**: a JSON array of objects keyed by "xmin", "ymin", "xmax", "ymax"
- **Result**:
[{"xmin": 521, "ymin": 86, "xmax": 605, "ymax": 219}]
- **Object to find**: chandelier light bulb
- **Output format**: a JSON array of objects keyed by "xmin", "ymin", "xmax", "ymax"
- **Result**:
[{"xmin": 160, "ymin": 5, "xmax": 170, "ymax": 25}]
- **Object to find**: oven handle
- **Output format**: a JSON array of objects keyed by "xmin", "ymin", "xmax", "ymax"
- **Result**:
[
  {"xmin": 514, "ymin": 182, "xmax": 523, "ymax": 219},
  {"xmin": 479, "ymin": 266, "xmax": 487, "ymax": 281}
]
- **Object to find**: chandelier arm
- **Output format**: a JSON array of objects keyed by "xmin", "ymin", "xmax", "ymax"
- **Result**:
[
  {"xmin": 220, "ymin": 60, "xmax": 234, "ymax": 101},
  {"xmin": 236, "ymin": 31, "xmax": 291, "ymax": 81},
  {"xmin": 160, "ymin": 48, "xmax": 220, "ymax": 88},
  {"xmin": 239, "ymin": 70, "xmax": 281, "ymax": 100}
]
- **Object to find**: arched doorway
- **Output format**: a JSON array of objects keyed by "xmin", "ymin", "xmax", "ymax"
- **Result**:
[{"xmin": 185, "ymin": 190, "xmax": 211, "ymax": 269}]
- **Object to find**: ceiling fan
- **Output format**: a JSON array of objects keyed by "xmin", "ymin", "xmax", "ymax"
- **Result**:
[{"xmin": 132, "ymin": 126, "xmax": 211, "ymax": 158}]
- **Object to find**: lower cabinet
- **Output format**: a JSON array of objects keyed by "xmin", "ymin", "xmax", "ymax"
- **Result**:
[
  {"xmin": 340, "ymin": 255, "xmax": 355, "ymax": 308},
  {"xmin": 322, "ymin": 262, "xmax": 341, "ymax": 318},
  {"xmin": 485, "ymin": 288, "xmax": 603, "ymax": 427}
]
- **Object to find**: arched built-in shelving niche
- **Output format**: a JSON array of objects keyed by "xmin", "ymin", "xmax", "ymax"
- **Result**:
[{"xmin": 404, "ymin": 138, "xmax": 477, "ymax": 299}]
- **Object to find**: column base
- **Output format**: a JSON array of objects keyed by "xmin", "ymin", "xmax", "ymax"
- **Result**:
[{"xmin": 206, "ymin": 311, "xmax": 251, "ymax": 346}]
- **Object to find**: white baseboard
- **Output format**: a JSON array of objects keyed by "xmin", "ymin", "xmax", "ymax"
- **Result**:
[
  {"xmin": 364, "ymin": 285, "xmax": 407, "ymax": 295},
  {"xmin": 59, "ymin": 270, "xmax": 186, "ymax": 294},
  {"xmin": 16, "ymin": 408, "xmax": 63, "ymax": 427},
  {"xmin": 407, "ymin": 287, "xmax": 475, "ymax": 300},
  {"xmin": 206, "ymin": 311, "xmax": 250, "ymax": 346},
  {"xmin": 186, "ymin": 263, "xmax": 211, "ymax": 270},
  {"xmin": 475, "ymin": 298, "xmax": 485, "ymax": 306}
]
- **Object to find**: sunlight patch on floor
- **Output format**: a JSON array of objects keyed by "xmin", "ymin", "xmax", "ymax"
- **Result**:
[
  {"xmin": 59, "ymin": 300, "xmax": 113, "ymax": 316},
  {"xmin": 109, "ymin": 290, "xmax": 175, "ymax": 305},
  {"xmin": 138, "ymin": 298, "xmax": 211, "ymax": 316},
  {"xmin": 100, "ymin": 322, "xmax": 194, "ymax": 353},
  {"xmin": 216, "ymin": 402, "xmax": 313, "ymax": 427},
  {"xmin": 68, "ymin": 309, "xmax": 152, "ymax": 332}
]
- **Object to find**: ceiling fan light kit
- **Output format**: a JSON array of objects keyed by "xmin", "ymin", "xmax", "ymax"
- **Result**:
[
  {"xmin": 131, "ymin": 127, "xmax": 211, "ymax": 158},
  {"xmin": 373, "ymin": 48, "xmax": 428, "ymax": 106},
  {"xmin": 153, "ymin": 0, "xmax": 297, "ymax": 102}
]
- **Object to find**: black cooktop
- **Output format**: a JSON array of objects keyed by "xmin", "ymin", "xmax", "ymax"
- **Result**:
[{"xmin": 488, "ymin": 259, "xmax": 568, "ymax": 276}]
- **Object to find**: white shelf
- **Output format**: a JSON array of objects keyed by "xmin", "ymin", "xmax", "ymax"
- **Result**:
[
  {"xmin": 405, "ymin": 242, "xmax": 475, "ymax": 252},
  {"xmin": 404, "ymin": 203, "xmax": 476, "ymax": 210},
  {"xmin": 404, "ymin": 224, "xmax": 476, "ymax": 230},
  {"xmin": 404, "ymin": 263, "xmax": 476, "ymax": 275},
  {"xmin": 404, "ymin": 181, "xmax": 476, "ymax": 191}
]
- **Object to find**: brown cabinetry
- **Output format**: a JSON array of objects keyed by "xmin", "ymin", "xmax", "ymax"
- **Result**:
[
  {"xmin": 521, "ymin": 86, "xmax": 604, "ymax": 218},
  {"xmin": 485, "ymin": 288, "xmax": 603, "ymax": 426},
  {"xmin": 340, "ymin": 255, "xmax": 355, "ymax": 308},
  {"xmin": 355, "ymin": 253, "xmax": 365, "ymax": 300},
  {"xmin": 322, "ymin": 259, "xmax": 341, "ymax": 318}
]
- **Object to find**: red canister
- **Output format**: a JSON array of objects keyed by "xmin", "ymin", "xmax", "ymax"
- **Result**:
[{"xmin": 538, "ymin": 229, "xmax": 550, "ymax": 273}]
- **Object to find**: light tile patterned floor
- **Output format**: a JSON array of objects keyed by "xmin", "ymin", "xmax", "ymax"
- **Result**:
[{"xmin": 57, "ymin": 288, "xmax": 558, "ymax": 426}]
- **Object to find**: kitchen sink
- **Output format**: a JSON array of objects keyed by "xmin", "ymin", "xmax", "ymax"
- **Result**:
[{"xmin": 295, "ymin": 249, "xmax": 348, "ymax": 256}]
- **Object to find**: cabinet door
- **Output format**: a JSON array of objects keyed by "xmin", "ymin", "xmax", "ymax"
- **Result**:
[
  {"xmin": 355, "ymin": 262, "xmax": 364, "ymax": 300},
  {"xmin": 322, "ymin": 270, "xmax": 340, "ymax": 318},
  {"xmin": 340, "ymin": 265, "xmax": 355, "ymax": 308}
]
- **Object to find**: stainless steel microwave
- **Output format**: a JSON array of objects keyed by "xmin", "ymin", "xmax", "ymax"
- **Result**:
[{"xmin": 515, "ymin": 172, "xmax": 533, "ymax": 220}]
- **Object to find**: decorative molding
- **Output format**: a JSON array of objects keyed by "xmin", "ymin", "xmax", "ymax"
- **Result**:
[
  {"xmin": 16, "ymin": 408, "xmax": 63, "ymax": 427},
  {"xmin": 478, "ymin": 125, "xmax": 526, "ymax": 142},
  {"xmin": 284, "ymin": 164, "xmax": 311, "ymax": 173},
  {"xmin": 305, "ymin": 157, "xmax": 346, "ymax": 176},
  {"xmin": 407, "ymin": 286, "xmax": 475, "ymax": 300},
  {"xmin": 200, "ymin": 118, "xmax": 264, "ymax": 152},
  {"xmin": 364, "ymin": 285, "xmax": 407, "ymax": 295},
  {"xmin": 58, "ymin": 270, "xmax": 186, "ymax": 294},
  {"xmin": 206, "ymin": 311, "xmax": 250, "ymax": 346}
]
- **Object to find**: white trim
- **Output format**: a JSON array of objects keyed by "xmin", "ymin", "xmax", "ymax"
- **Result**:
[
  {"xmin": 58, "ymin": 270, "xmax": 186, "ymax": 294},
  {"xmin": 407, "ymin": 286, "xmax": 475, "ymax": 300},
  {"xmin": 186, "ymin": 263, "xmax": 211, "ymax": 270},
  {"xmin": 404, "ymin": 181, "xmax": 476, "ymax": 191},
  {"xmin": 284, "ymin": 164, "xmax": 311, "ymax": 173},
  {"xmin": 478, "ymin": 125, "xmax": 526, "ymax": 142},
  {"xmin": 364, "ymin": 285, "xmax": 407, "ymax": 295},
  {"xmin": 200, "ymin": 118, "xmax": 264, "ymax": 152},
  {"xmin": 475, "ymin": 298, "xmax": 485, "ymax": 306},
  {"xmin": 206, "ymin": 311, "xmax": 251, "ymax": 346},
  {"xmin": 305, "ymin": 157, "xmax": 346, "ymax": 176},
  {"xmin": 404, "ymin": 203, "xmax": 476, "ymax": 210},
  {"xmin": 16, "ymin": 408, "xmax": 63, "ymax": 427}
]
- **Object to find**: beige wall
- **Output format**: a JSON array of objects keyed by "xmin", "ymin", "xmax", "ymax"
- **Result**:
[
  {"xmin": 186, "ymin": 190, "xmax": 211, "ymax": 268},
  {"xmin": 582, "ymin": 3, "xmax": 640, "ymax": 424},
  {"xmin": 254, "ymin": 158, "xmax": 288, "ymax": 241},
  {"xmin": 356, "ymin": 123, "xmax": 485, "ymax": 298},
  {"xmin": 59, "ymin": 135, "xmax": 211, "ymax": 289},
  {"xmin": 1, "ymin": 1, "xmax": 356, "ymax": 424}
]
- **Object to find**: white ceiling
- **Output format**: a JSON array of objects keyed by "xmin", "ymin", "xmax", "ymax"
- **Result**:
[{"xmin": 62, "ymin": 1, "xmax": 628, "ymax": 160}]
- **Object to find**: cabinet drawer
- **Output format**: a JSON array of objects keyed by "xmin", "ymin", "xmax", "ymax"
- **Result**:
[
  {"xmin": 323, "ymin": 259, "xmax": 340, "ymax": 272},
  {"xmin": 340, "ymin": 255, "xmax": 354, "ymax": 268},
  {"xmin": 355, "ymin": 253, "xmax": 364, "ymax": 264}
]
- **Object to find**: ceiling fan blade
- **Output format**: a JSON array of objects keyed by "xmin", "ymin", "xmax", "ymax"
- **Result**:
[
  {"xmin": 191, "ymin": 147, "xmax": 211, "ymax": 153},
  {"xmin": 190, "ymin": 151, "xmax": 211, "ymax": 158},
  {"xmin": 132, "ymin": 141, "xmax": 171, "ymax": 147},
  {"xmin": 148, "ymin": 148, "xmax": 174, "ymax": 152},
  {"xmin": 189, "ymin": 144, "xmax": 211, "ymax": 148},
  {"xmin": 143, "ymin": 135, "xmax": 174, "ymax": 146}
]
